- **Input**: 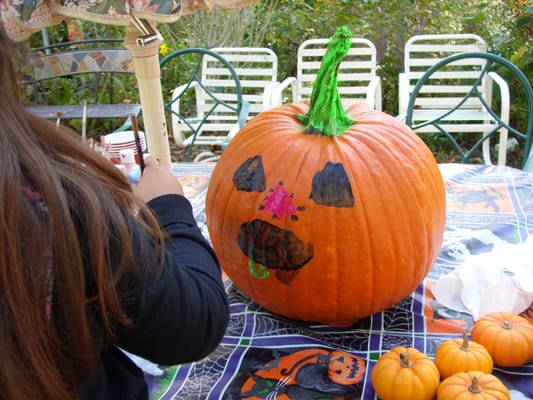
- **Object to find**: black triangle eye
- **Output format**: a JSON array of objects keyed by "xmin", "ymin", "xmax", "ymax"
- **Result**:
[
  {"xmin": 309, "ymin": 162, "xmax": 355, "ymax": 207},
  {"xmin": 233, "ymin": 155, "xmax": 266, "ymax": 192}
]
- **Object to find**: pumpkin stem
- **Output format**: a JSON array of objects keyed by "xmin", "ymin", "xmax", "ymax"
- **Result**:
[
  {"xmin": 468, "ymin": 376, "xmax": 482, "ymax": 393},
  {"xmin": 461, "ymin": 330, "xmax": 470, "ymax": 350},
  {"xmin": 399, "ymin": 351, "xmax": 412, "ymax": 368},
  {"xmin": 501, "ymin": 320, "xmax": 513, "ymax": 330},
  {"xmin": 297, "ymin": 26, "xmax": 355, "ymax": 137}
]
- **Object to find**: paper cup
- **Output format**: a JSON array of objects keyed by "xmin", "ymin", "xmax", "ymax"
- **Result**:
[{"xmin": 104, "ymin": 130, "xmax": 146, "ymax": 164}]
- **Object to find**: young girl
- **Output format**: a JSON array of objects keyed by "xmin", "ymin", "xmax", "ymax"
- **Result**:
[{"xmin": 0, "ymin": 27, "xmax": 229, "ymax": 399}]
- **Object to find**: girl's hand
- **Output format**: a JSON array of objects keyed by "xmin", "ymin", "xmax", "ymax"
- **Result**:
[{"xmin": 132, "ymin": 156, "xmax": 184, "ymax": 202}]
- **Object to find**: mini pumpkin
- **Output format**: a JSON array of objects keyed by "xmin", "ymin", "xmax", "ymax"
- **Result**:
[
  {"xmin": 205, "ymin": 27, "xmax": 446, "ymax": 325},
  {"xmin": 434, "ymin": 330, "xmax": 493, "ymax": 379},
  {"xmin": 437, "ymin": 371, "xmax": 510, "ymax": 400},
  {"xmin": 471, "ymin": 311, "xmax": 533, "ymax": 367},
  {"xmin": 371, "ymin": 346, "xmax": 440, "ymax": 400}
]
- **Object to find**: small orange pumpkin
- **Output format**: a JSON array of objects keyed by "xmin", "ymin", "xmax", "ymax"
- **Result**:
[
  {"xmin": 434, "ymin": 330, "xmax": 493, "ymax": 378},
  {"xmin": 437, "ymin": 371, "xmax": 510, "ymax": 400},
  {"xmin": 471, "ymin": 311, "xmax": 533, "ymax": 367},
  {"xmin": 205, "ymin": 27, "xmax": 446, "ymax": 325},
  {"xmin": 371, "ymin": 346, "xmax": 440, "ymax": 400}
]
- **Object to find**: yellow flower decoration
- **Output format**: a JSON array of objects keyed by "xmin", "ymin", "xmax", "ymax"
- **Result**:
[{"xmin": 159, "ymin": 43, "xmax": 169, "ymax": 57}]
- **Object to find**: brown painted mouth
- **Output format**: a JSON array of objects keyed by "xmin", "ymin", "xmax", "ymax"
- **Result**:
[{"xmin": 237, "ymin": 219, "xmax": 314, "ymax": 271}]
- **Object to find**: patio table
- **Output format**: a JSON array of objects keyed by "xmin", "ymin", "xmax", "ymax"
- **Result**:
[
  {"xmin": 26, "ymin": 104, "xmax": 142, "ymax": 121},
  {"xmin": 141, "ymin": 162, "xmax": 533, "ymax": 400}
]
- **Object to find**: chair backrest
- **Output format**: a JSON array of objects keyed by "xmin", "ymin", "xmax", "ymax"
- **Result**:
[
  {"xmin": 209, "ymin": 47, "xmax": 278, "ymax": 116},
  {"xmin": 30, "ymin": 49, "xmax": 134, "ymax": 80},
  {"xmin": 399, "ymin": 34, "xmax": 487, "ymax": 115},
  {"xmin": 160, "ymin": 48, "xmax": 249, "ymax": 160},
  {"xmin": 406, "ymin": 52, "xmax": 533, "ymax": 170},
  {"xmin": 296, "ymin": 37, "xmax": 379, "ymax": 103},
  {"xmin": 23, "ymin": 40, "xmax": 136, "ymax": 106}
]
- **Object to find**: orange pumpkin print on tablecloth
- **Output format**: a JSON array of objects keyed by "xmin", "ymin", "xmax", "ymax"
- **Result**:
[
  {"xmin": 445, "ymin": 182, "xmax": 511, "ymax": 213},
  {"xmin": 238, "ymin": 348, "xmax": 365, "ymax": 400},
  {"xmin": 519, "ymin": 303, "xmax": 533, "ymax": 323},
  {"xmin": 177, "ymin": 174, "xmax": 210, "ymax": 199}
]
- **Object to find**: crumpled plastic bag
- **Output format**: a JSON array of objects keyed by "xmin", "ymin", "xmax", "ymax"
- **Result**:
[{"xmin": 431, "ymin": 235, "xmax": 533, "ymax": 321}]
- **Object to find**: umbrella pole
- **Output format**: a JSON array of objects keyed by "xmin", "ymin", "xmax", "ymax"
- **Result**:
[{"xmin": 124, "ymin": 21, "xmax": 172, "ymax": 168}]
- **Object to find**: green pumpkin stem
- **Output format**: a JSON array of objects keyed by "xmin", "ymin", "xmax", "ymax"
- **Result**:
[{"xmin": 297, "ymin": 26, "xmax": 355, "ymax": 137}]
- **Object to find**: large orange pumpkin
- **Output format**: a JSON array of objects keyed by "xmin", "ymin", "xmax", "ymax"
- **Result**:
[{"xmin": 205, "ymin": 27, "xmax": 446, "ymax": 325}]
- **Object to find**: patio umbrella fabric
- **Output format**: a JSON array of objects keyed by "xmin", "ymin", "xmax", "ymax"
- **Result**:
[
  {"xmin": 0, "ymin": 0, "xmax": 258, "ymax": 166},
  {"xmin": 0, "ymin": 0, "xmax": 257, "ymax": 41},
  {"xmin": 181, "ymin": 0, "xmax": 259, "ymax": 15}
]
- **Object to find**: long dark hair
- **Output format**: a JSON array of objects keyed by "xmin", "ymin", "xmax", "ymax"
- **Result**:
[{"xmin": 0, "ymin": 27, "xmax": 163, "ymax": 398}]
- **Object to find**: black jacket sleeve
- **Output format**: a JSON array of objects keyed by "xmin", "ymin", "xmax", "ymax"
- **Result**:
[{"xmin": 116, "ymin": 194, "xmax": 229, "ymax": 365}]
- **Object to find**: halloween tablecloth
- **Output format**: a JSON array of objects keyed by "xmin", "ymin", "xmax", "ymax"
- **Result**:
[{"xmin": 140, "ymin": 162, "xmax": 533, "ymax": 400}]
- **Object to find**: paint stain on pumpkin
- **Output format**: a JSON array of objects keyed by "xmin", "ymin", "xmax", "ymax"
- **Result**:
[
  {"xmin": 260, "ymin": 181, "xmax": 304, "ymax": 220},
  {"xmin": 232, "ymin": 155, "xmax": 266, "ymax": 192},
  {"xmin": 310, "ymin": 162, "xmax": 354, "ymax": 207},
  {"xmin": 237, "ymin": 219, "xmax": 314, "ymax": 274},
  {"xmin": 248, "ymin": 259, "xmax": 270, "ymax": 279}
]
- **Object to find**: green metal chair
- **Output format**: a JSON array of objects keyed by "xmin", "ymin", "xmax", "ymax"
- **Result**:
[
  {"xmin": 160, "ymin": 48, "xmax": 250, "ymax": 161},
  {"xmin": 405, "ymin": 51, "xmax": 533, "ymax": 171}
]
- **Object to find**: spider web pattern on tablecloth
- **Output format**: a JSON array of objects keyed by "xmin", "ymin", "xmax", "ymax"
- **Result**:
[{"xmin": 144, "ymin": 164, "xmax": 533, "ymax": 400}]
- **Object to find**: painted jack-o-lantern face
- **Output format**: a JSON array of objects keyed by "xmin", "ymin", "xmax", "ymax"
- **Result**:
[
  {"xmin": 234, "ymin": 155, "xmax": 356, "ymax": 284},
  {"xmin": 327, "ymin": 350, "xmax": 365, "ymax": 385},
  {"xmin": 206, "ymin": 27, "xmax": 446, "ymax": 326}
]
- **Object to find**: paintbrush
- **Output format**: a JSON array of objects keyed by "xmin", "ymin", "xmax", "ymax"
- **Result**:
[{"xmin": 131, "ymin": 114, "xmax": 145, "ymax": 173}]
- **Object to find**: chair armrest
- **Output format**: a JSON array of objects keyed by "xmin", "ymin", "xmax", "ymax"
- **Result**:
[
  {"xmin": 271, "ymin": 77, "xmax": 297, "ymax": 108},
  {"xmin": 487, "ymin": 71, "xmax": 510, "ymax": 120},
  {"xmin": 487, "ymin": 71, "xmax": 510, "ymax": 165},
  {"xmin": 222, "ymin": 100, "xmax": 250, "ymax": 150},
  {"xmin": 366, "ymin": 76, "xmax": 382, "ymax": 111},
  {"xmin": 262, "ymin": 81, "xmax": 280, "ymax": 111},
  {"xmin": 398, "ymin": 72, "xmax": 409, "ymax": 117},
  {"xmin": 524, "ymin": 146, "xmax": 533, "ymax": 173},
  {"xmin": 237, "ymin": 100, "xmax": 250, "ymax": 130},
  {"xmin": 169, "ymin": 81, "xmax": 200, "ymax": 147}
]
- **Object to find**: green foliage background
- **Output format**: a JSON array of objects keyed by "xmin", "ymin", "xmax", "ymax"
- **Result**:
[
  {"xmin": 159, "ymin": 0, "xmax": 532, "ymax": 115},
  {"xmin": 25, "ymin": 0, "xmax": 532, "ymax": 163}
]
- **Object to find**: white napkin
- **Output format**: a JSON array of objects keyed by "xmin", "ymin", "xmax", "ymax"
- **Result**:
[
  {"xmin": 121, "ymin": 349, "xmax": 164, "ymax": 376},
  {"xmin": 432, "ymin": 235, "xmax": 533, "ymax": 321}
]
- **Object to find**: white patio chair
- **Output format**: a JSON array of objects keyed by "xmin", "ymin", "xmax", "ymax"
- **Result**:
[
  {"xmin": 271, "ymin": 37, "xmax": 382, "ymax": 111},
  {"xmin": 210, "ymin": 47, "xmax": 279, "ymax": 117},
  {"xmin": 398, "ymin": 34, "xmax": 511, "ymax": 166},
  {"xmin": 406, "ymin": 51, "xmax": 533, "ymax": 171}
]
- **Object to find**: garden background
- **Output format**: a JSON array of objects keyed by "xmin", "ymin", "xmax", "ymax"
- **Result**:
[{"xmin": 21, "ymin": 0, "xmax": 533, "ymax": 164}]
